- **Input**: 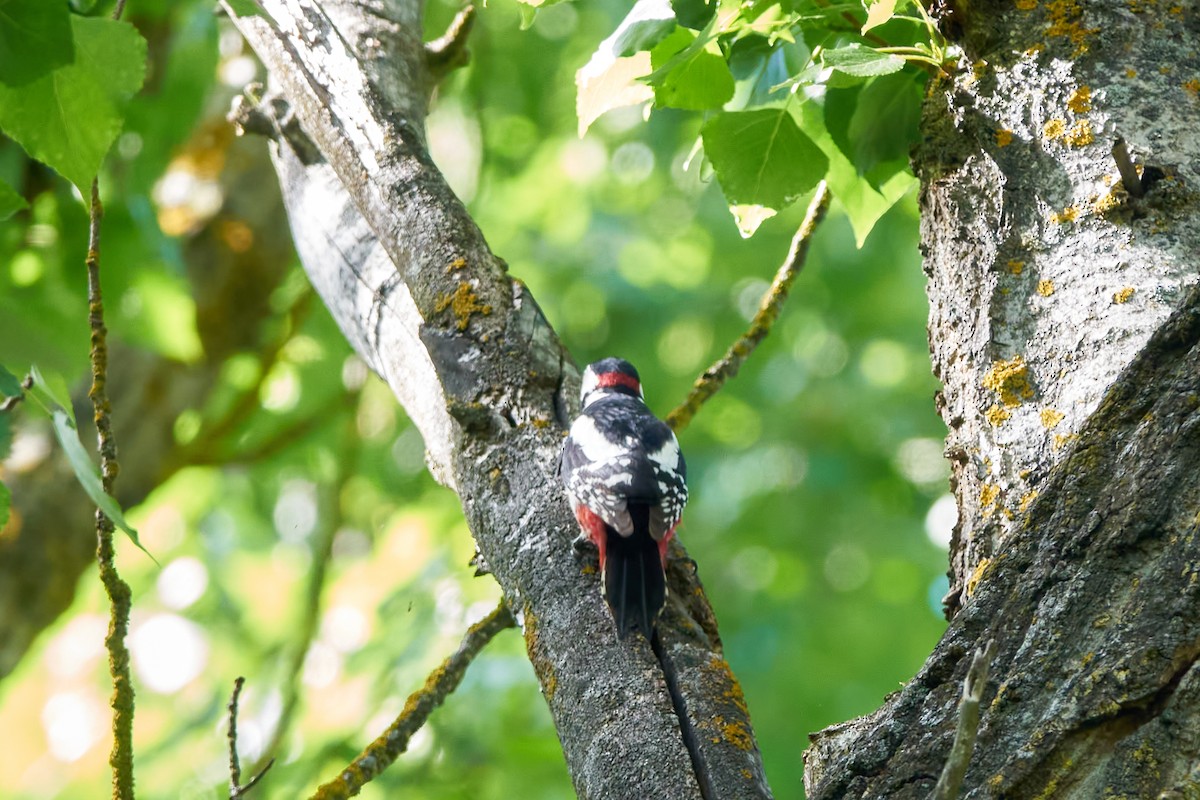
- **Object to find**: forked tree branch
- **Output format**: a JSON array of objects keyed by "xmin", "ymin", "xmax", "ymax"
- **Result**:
[{"xmin": 220, "ymin": 0, "xmax": 773, "ymax": 796}]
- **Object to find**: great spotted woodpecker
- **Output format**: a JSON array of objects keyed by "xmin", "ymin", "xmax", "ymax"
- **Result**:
[{"xmin": 560, "ymin": 358, "xmax": 687, "ymax": 638}]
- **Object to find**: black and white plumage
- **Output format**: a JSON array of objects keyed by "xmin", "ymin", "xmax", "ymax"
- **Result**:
[{"xmin": 560, "ymin": 358, "xmax": 687, "ymax": 638}]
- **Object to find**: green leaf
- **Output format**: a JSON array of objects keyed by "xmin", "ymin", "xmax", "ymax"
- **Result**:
[
  {"xmin": 702, "ymin": 108, "xmax": 828, "ymax": 211},
  {"xmin": 577, "ymin": 0, "xmax": 676, "ymax": 134},
  {"xmin": 650, "ymin": 29, "xmax": 734, "ymax": 111},
  {"xmin": 847, "ymin": 71, "xmax": 922, "ymax": 177},
  {"xmin": 0, "ymin": 480, "xmax": 9, "ymax": 534},
  {"xmin": 24, "ymin": 366, "xmax": 152, "ymax": 559},
  {"xmin": 796, "ymin": 99, "xmax": 915, "ymax": 246},
  {"xmin": 822, "ymin": 44, "xmax": 904, "ymax": 77},
  {"xmin": 0, "ymin": 363, "xmax": 22, "ymax": 397},
  {"xmin": 862, "ymin": 0, "xmax": 898, "ymax": 33},
  {"xmin": 0, "ymin": 0, "xmax": 74, "ymax": 87},
  {"xmin": 49, "ymin": 407, "xmax": 152, "ymax": 558},
  {"xmin": 0, "ymin": 414, "xmax": 11, "ymax": 463},
  {"xmin": 223, "ymin": 0, "xmax": 264, "ymax": 16},
  {"xmin": 612, "ymin": 0, "xmax": 677, "ymax": 57},
  {"xmin": 0, "ymin": 178, "xmax": 26, "ymax": 220},
  {"xmin": 29, "ymin": 364, "xmax": 73, "ymax": 420},
  {"xmin": 672, "ymin": 0, "xmax": 715, "ymax": 30},
  {"xmin": 0, "ymin": 15, "xmax": 147, "ymax": 190}
]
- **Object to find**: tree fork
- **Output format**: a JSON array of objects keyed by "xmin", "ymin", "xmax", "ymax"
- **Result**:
[{"xmin": 221, "ymin": 1, "xmax": 772, "ymax": 797}]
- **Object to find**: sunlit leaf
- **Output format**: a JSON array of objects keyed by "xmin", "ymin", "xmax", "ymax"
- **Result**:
[
  {"xmin": 0, "ymin": 0, "xmax": 73, "ymax": 86},
  {"xmin": 730, "ymin": 204, "xmax": 778, "ymax": 237},
  {"xmin": 822, "ymin": 44, "xmax": 904, "ymax": 77},
  {"xmin": 576, "ymin": 0, "xmax": 676, "ymax": 134},
  {"xmin": 650, "ymin": 29, "xmax": 735, "ymax": 111},
  {"xmin": 0, "ymin": 16, "xmax": 147, "ymax": 190},
  {"xmin": 702, "ymin": 108, "xmax": 828, "ymax": 211},
  {"xmin": 0, "ymin": 178, "xmax": 26, "ymax": 220},
  {"xmin": 862, "ymin": 0, "xmax": 898, "ymax": 33}
]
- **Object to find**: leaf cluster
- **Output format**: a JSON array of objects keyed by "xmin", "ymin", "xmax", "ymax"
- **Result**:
[{"xmin": 568, "ymin": 0, "xmax": 946, "ymax": 240}]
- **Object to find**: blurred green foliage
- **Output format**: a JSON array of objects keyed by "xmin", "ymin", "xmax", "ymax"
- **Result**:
[{"xmin": 0, "ymin": 0, "xmax": 948, "ymax": 797}]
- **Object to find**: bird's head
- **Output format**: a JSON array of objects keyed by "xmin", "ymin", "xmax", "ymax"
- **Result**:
[{"xmin": 580, "ymin": 358, "xmax": 643, "ymax": 407}]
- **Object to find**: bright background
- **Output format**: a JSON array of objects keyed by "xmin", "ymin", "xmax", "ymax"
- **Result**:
[{"xmin": 0, "ymin": 0, "xmax": 951, "ymax": 797}]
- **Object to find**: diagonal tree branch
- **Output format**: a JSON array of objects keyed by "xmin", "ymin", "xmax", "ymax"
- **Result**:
[
  {"xmin": 308, "ymin": 600, "xmax": 515, "ymax": 799},
  {"xmin": 667, "ymin": 182, "xmax": 830, "ymax": 433},
  {"xmin": 220, "ymin": 1, "xmax": 773, "ymax": 796}
]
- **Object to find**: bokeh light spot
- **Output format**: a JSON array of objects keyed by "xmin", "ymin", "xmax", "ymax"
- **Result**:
[
  {"xmin": 131, "ymin": 614, "xmax": 209, "ymax": 694},
  {"xmin": 925, "ymin": 494, "xmax": 957, "ymax": 549},
  {"xmin": 824, "ymin": 543, "xmax": 870, "ymax": 592},
  {"xmin": 157, "ymin": 556, "xmax": 209, "ymax": 610},
  {"xmin": 859, "ymin": 339, "xmax": 910, "ymax": 387}
]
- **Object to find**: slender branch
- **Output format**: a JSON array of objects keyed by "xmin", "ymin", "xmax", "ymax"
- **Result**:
[
  {"xmin": 228, "ymin": 677, "xmax": 246, "ymax": 791},
  {"xmin": 86, "ymin": 178, "xmax": 136, "ymax": 800},
  {"xmin": 308, "ymin": 600, "xmax": 516, "ymax": 800},
  {"xmin": 425, "ymin": 6, "xmax": 477, "ymax": 82},
  {"xmin": 228, "ymin": 676, "xmax": 276, "ymax": 798},
  {"xmin": 931, "ymin": 640, "xmax": 996, "ymax": 800},
  {"xmin": 249, "ymin": 394, "xmax": 358, "ymax": 774},
  {"xmin": 667, "ymin": 182, "xmax": 831, "ymax": 433},
  {"xmin": 1111, "ymin": 137, "xmax": 1145, "ymax": 199}
]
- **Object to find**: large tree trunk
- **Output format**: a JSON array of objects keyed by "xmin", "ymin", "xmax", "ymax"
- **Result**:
[
  {"xmin": 805, "ymin": 3, "xmax": 1200, "ymax": 797},
  {"xmin": 222, "ymin": 1, "xmax": 770, "ymax": 797}
]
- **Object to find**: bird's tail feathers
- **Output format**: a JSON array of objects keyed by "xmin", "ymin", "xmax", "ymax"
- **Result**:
[{"xmin": 603, "ymin": 502, "xmax": 666, "ymax": 639}]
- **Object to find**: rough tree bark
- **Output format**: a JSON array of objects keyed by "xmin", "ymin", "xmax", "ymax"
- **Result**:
[
  {"xmin": 222, "ymin": 1, "xmax": 770, "ymax": 798},
  {"xmin": 805, "ymin": 2, "xmax": 1200, "ymax": 798}
]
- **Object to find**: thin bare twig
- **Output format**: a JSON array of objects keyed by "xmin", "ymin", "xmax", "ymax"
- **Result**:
[
  {"xmin": 425, "ymin": 6, "xmax": 477, "ymax": 81},
  {"xmin": 228, "ymin": 676, "xmax": 275, "ymax": 798},
  {"xmin": 1111, "ymin": 138, "xmax": 1145, "ymax": 199},
  {"xmin": 932, "ymin": 640, "xmax": 996, "ymax": 800},
  {"xmin": 308, "ymin": 600, "xmax": 516, "ymax": 800},
  {"xmin": 667, "ymin": 182, "xmax": 831, "ymax": 433},
  {"xmin": 86, "ymin": 178, "xmax": 137, "ymax": 800}
]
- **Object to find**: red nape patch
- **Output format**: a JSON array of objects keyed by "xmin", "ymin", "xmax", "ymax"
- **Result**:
[{"xmin": 596, "ymin": 371, "xmax": 640, "ymax": 393}]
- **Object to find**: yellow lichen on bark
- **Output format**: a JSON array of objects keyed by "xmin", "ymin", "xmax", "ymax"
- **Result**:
[
  {"xmin": 1063, "ymin": 119, "xmax": 1094, "ymax": 146},
  {"xmin": 986, "ymin": 404, "xmax": 1011, "ymax": 426},
  {"xmin": 435, "ymin": 282, "xmax": 492, "ymax": 331},
  {"xmin": 1067, "ymin": 86, "xmax": 1092, "ymax": 113},
  {"xmin": 966, "ymin": 557, "xmax": 993, "ymax": 597},
  {"xmin": 996, "ymin": 128, "xmax": 1014, "ymax": 147},
  {"xmin": 1038, "ymin": 280, "xmax": 1055, "ymax": 297},
  {"xmin": 1006, "ymin": 259, "xmax": 1025, "ymax": 275},
  {"xmin": 1050, "ymin": 206, "xmax": 1079, "ymax": 223},
  {"xmin": 984, "ymin": 355, "xmax": 1035, "ymax": 406},
  {"xmin": 1113, "ymin": 287, "xmax": 1135, "ymax": 303},
  {"xmin": 1040, "ymin": 408, "xmax": 1065, "ymax": 429}
]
